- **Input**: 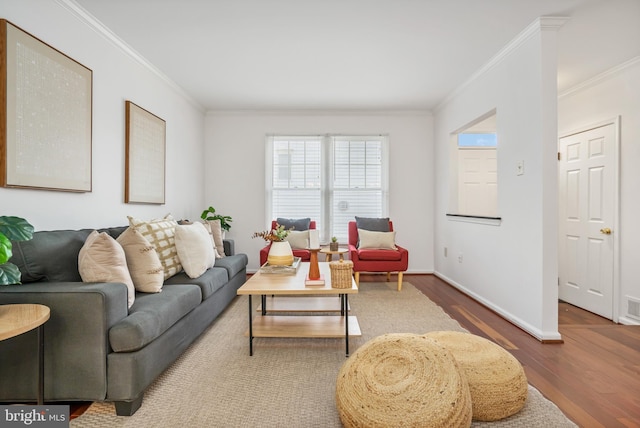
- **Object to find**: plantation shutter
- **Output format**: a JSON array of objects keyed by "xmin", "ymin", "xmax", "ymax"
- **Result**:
[{"xmin": 266, "ymin": 135, "xmax": 388, "ymax": 243}]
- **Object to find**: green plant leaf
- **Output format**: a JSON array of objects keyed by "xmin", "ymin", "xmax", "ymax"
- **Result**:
[
  {"xmin": 0, "ymin": 216, "xmax": 34, "ymax": 241},
  {"xmin": 0, "ymin": 233, "xmax": 11, "ymax": 265},
  {"xmin": 0, "ymin": 262, "xmax": 21, "ymax": 285}
]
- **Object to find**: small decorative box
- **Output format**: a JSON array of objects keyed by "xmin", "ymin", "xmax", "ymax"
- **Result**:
[{"xmin": 329, "ymin": 260, "xmax": 353, "ymax": 289}]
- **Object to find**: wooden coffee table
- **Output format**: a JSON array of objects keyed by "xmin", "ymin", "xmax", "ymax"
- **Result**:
[
  {"xmin": 0, "ymin": 304, "xmax": 50, "ymax": 405},
  {"xmin": 237, "ymin": 262, "xmax": 360, "ymax": 356}
]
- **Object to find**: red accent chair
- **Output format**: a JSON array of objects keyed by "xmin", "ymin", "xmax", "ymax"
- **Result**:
[
  {"xmin": 348, "ymin": 220, "xmax": 408, "ymax": 291},
  {"xmin": 259, "ymin": 220, "xmax": 317, "ymax": 266}
]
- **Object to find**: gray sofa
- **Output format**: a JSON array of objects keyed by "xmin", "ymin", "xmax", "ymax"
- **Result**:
[{"xmin": 0, "ymin": 226, "xmax": 248, "ymax": 416}]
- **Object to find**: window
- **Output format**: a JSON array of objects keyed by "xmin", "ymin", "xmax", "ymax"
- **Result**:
[
  {"xmin": 266, "ymin": 135, "xmax": 388, "ymax": 243},
  {"xmin": 449, "ymin": 112, "xmax": 498, "ymax": 218}
]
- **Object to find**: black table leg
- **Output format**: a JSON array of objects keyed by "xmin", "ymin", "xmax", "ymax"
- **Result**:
[
  {"xmin": 344, "ymin": 294, "xmax": 349, "ymax": 357},
  {"xmin": 37, "ymin": 324, "xmax": 44, "ymax": 405},
  {"xmin": 248, "ymin": 295, "xmax": 253, "ymax": 356}
]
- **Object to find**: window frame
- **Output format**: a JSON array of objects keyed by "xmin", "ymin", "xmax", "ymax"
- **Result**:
[{"xmin": 266, "ymin": 134, "xmax": 389, "ymax": 243}]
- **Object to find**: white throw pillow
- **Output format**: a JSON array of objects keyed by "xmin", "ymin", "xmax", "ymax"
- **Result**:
[
  {"xmin": 128, "ymin": 214, "xmax": 182, "ymax": 279},
  {"xmin": 285, "ymin": 230, "xmax": 310, "ymax": 250},
  {"xmin": 357, "ymin": 229, "xmax": 398, "ymax": 250},
  {"xmin": 79, "ymin": 230, "xmax": 135, "ymax": 308},
  {"xmin": 175, "ymin": 223, "xmax": 216, "ymax": 278},
  {"xmin": 117, "ymin": 227, "xmax": 164, "ymax": 293}
]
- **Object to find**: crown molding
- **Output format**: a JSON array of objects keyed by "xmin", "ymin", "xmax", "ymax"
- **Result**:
[
  {"xmin": 559, "ymin": 55, "xmax": 640, "ymax": 99},
  {"xmin": 435, "ymin": 16, "xmax": 569, "ymax": 113},
  {"xmin": 56, "ymin": 0, "xmax": 204, "ymax": 112},
  {"xmin": 206, "ymin": 109, "xmax": 433, "ymax": 117}
]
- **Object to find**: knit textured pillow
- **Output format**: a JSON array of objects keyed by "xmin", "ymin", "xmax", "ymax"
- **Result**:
[
  {"xmin": 117, "ymin": 227, "xmax": 164, "ymax": 293},
  {"xmin": 128, "ymin": 214, "xmax": 182, "ymax": 280}
]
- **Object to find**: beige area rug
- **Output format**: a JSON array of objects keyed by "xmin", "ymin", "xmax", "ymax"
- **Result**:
[{"xmin": 72, "ymin": 282, "xmax": 576, "ymax": 427}]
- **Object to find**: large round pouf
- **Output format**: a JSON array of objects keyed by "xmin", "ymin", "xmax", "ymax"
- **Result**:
[
  {"xmin": 424, "ymin": 331, "xmax": 528, "ymax": 421},
  {"xmin": 336, "ymin": 333, "xmax": 472, "ymax": 428}
]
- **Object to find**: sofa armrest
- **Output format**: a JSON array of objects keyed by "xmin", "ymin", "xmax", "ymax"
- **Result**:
[
  {"xmin": 0, "ymin": 282, "xmax": 129, "ymax": 400},
  {"xmin": 223, "ymin": 239, "xmax": 235, "ymax": 256}
]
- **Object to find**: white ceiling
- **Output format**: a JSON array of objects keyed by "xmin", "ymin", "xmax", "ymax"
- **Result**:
[{"xmin": 73, "ymin": 0, "xmax": 639, "ymax": 111}]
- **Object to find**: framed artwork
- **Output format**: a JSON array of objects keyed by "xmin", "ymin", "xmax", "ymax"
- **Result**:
[
  {"xmin": 125, "ymin": 101, "xmax": 166, "ymax": 204},
  {"xmin": 0, "ymin": 19, "xmax": 92, "ymax": 192}
]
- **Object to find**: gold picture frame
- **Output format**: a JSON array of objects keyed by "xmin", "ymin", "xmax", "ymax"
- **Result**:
[
  {"xmin": 125, "ymin": 101, "xmax": 166, "ymax": 204},
  {"xmin": 0, "ymin": 19, "xmax": 92, "ymax": 192}
]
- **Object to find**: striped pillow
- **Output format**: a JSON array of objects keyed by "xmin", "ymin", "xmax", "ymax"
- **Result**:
[{"xmin": 128, "ymin": 214, "xmax": 182, "ymax": 280}]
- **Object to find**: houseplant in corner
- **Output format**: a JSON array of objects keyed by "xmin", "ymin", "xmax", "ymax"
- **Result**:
[
  {"xmin": 252, "ymin": 223, "xmax": 294, "ymax": 266},
  {"xmin": 200, "ymin": 206, "xmax": 233, "ymax": 232},
  {"xmin": 0, "ymin": 216, "xmax": 34, "ymax": 285}
]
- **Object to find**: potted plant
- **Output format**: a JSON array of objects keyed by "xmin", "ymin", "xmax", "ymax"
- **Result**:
[
  {"xmin": 252, "ymin": 223, "xmax": 293, "ymax": 266},
  {"xmin": 200, "ymin": 206, "xmax": 233, "ymax": 232},
  {"xmin": 0, "ymin": 216, "xmax": 34, "ymax": 285},
  {"xmin": 330, "ymin": 236, "xmax": 339, "ymax": 251}
]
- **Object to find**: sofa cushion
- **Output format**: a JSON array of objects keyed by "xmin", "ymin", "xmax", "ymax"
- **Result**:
[
  {"xmin": 285, "ymin": 230, "xmax": 309, "ymax": 250},
  {"xmin": 174, "ymin": 223, "xmax": 215, "ymax": 278},
  {"xmin": 163, "ymin": 267, "xmax": 228, "ymax": 300},
  {"xmin": 11, "ymin": 229, "xmax": 94, "ymax": 283},
  {"xmin": 357, "ymin": 229, "xmax": 397, "ymax": 250},
  {"xmin": 277, "ymin": 217, "xmax": 311, "ymax": 231},
  {"xmin": 355, "ymin": 216, "xmax": 390, "ymax": 232},
  {"xmin": 204, "ymin": 220, "xmax": 225, "ymax": 259},
  {"xmin": 78, "ymin": 230, "xmax": 136, "ymax": 309},
  {"xmin": 212, "ymin": 253, "xmax": 248, "ymax": 280},
  {"xmin": 109, "ymin": 284, "xmax": 201, "ymax": 352},
  {"xmin": 128, "ymin": 215, "xmax": 182, "ymax": 280},
  {"xmin": 116, "ymin": 227, "xmax": 164, "ymax": 293},
  {"xmin": 357, "ymin": 248, "xmax": 403, "ymax": 261}
]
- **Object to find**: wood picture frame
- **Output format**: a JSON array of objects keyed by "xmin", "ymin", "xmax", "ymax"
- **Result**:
[
  {"xmin": 125, "ymin": 101, "xmax": 166, "ymax": 204},
  {"xmin": 0, "ymin": 19, "xmax": 92, "ymax": 192}
]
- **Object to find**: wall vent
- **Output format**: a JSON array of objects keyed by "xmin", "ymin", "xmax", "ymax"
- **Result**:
[{"xmin": 627, "ymin": 296, "xmax": 640, "ymax": 321}]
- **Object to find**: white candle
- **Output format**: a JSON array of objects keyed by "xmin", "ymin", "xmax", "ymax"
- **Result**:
[{"xmin": 309, "ymin": 229, "xmax": 320, "ymax": 249}]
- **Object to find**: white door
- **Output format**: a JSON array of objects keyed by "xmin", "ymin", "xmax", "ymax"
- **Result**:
[
  {"xmin": 458, "ymin": 148, "xmax": 497, "ymax": 217},
  {"xmin": 558, "ymin": 122, "xmax": 617, "ymax": 319}
]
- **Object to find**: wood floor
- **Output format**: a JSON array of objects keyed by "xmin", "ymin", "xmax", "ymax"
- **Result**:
[{"xmin": 388, "ymin": 273, "xmax": 640, "ymax": 428}]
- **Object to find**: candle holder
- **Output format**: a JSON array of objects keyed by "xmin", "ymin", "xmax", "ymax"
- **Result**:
[{"xmin": 305, "ymin": 248, "xmax": 325, "ymax": 286}]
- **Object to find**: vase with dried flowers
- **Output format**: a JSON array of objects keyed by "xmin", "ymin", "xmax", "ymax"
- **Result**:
[{"xmin": 252, "ymin": 223, "xmax": 294, "ymax": 266}]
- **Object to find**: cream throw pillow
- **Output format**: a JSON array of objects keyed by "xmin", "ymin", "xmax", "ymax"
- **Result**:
[
  {"xmin": 285, "ymin": 230, "xmax": 309, "ymax": 250},
  {"xmin": 205, "ymin": 219, "xmax": 225, "ymax": 258},
  {"xmin": 128, "ymin": 214, "xmax": 182, "ymax": 279},
  {"xmin": 117, "ymin": 227, "xmax": 164, "ymax": 293},
  {"xmin": 357, "ymin": 229, "xmax": 398, "ymax": 250},
  {"xmin": 78, "ymin": 230, "xmax": 135, "ymax": 308},
  {"xmin": 175, "ymin": 223, "xmax": 216, "ymax": 278}
]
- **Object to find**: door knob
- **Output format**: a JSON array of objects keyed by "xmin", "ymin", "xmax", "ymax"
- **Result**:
[{"xmin": 600, "ymin": 228, "xmax": 612, "ymax": 235}]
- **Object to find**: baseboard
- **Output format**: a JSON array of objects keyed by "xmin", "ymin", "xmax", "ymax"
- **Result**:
[
  {"xmin": 617, "ymin": 316, "xmax": 640, "ymax": 326},
  {"xmin": 433, "ymin": 271, "xmax": 562, "ymax": 342}
]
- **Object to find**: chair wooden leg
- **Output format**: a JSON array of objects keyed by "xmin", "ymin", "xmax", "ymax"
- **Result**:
[
  {"xmin": 354, "ymin": 271, "xmax": 360, "ymax": 286},
  {"xmin": 386, "ymin": 272, "xmax": 391, "ymax": 281},
  {"xmin": 397, "ymin": 272, "xmax": 403, "ymax": 291}
]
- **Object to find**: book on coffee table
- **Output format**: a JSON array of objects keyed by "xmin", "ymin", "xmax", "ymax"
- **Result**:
[
  {"xmin": 260, "ymin": 257, "xmax": 302, "ymax": 275},
  {"xmin": 305, "ymin": 274, "xmax": 325, "ymax": 286}
]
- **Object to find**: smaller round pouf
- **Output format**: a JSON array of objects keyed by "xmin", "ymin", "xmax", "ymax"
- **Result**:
[
  {"xmin": 424, "ymin": 331, "xmax": 528, "ymax": 421},
  {"xmin": 336, "ymin": 333, "xmax": 472, "ymax": 428}
]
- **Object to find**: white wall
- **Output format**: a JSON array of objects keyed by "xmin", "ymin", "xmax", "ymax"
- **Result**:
[
  {"xmin": 433, "ymin": 19, "xmax": 564, "ymax": 340},
  {"xmin": 204, "ymin": 111, "xmax": 434, "ymax": 272},
  {"xmin": 558, "ymin": 58, "xmax": 640, "ymax": 325},
  {"xmin": 1, "ymin": 0, "xmax": 206, "ymax": 231}
]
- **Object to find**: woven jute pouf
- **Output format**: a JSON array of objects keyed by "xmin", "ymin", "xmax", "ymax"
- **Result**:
[
  {"xmin": 424, "ymin": 331, "xmax": 528, "ymax": 421},
  {"xmin": 336, "ymin": 333, "xmax": 472, "ymax": 428}
]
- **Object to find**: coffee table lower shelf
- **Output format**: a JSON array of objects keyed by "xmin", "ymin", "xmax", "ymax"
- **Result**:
[{"xmin": 246, "ymin": 315, "xmax": 361, "ymax": 338}]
